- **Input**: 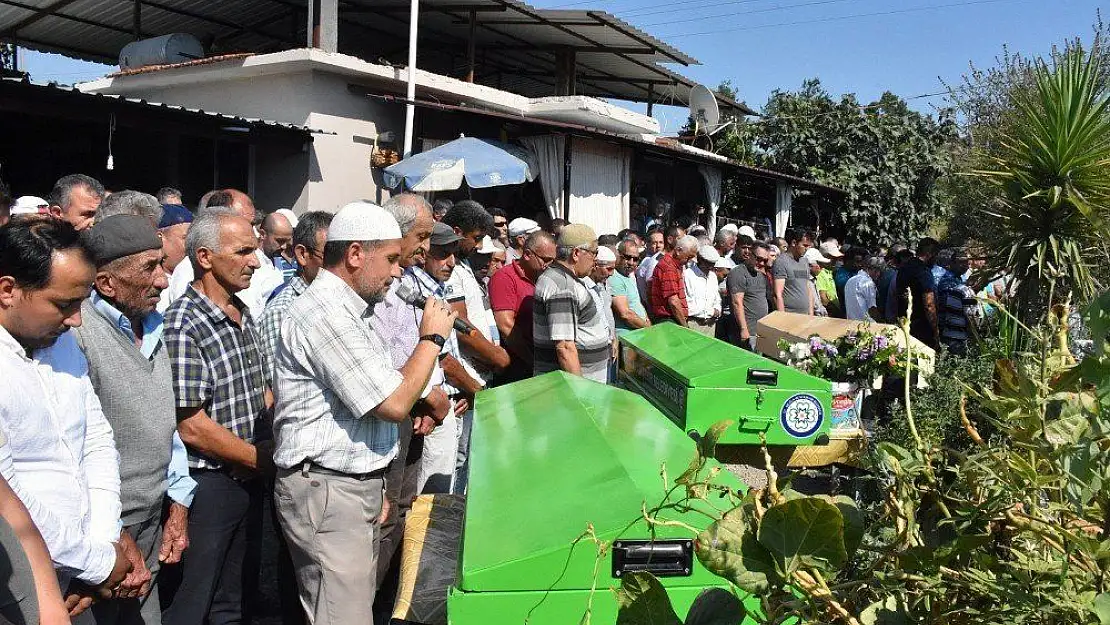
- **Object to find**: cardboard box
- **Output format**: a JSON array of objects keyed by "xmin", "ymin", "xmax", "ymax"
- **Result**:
[{"xmin": 755, "ymin": 311, "xmax": 935, "ymax": 385}]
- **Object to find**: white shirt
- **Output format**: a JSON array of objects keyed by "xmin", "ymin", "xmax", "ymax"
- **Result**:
[
  {"xmin": 683, "ymin": 264, "xmax": 722, "ymax": 319},
  {"xmin": 845, "ymin": 270, "xmax": 878, "ymax": 321},
  {"xmin": 165, "ymin": 251, "xmax": 285, "ymax": 319},
  {"xmin": 445, "ymin": 260, "xmax": 494, "ymax": 386},
  {"xmin": 635, "ymin": 252, "xmax": 663, "ymax": 304},
  {"xmin": 0, "ymin": 326, "xmax": 121, "ymax": 586},
  {"xmin": 273, "ymin": 270, "xmax": 400, "ymax": 474}
]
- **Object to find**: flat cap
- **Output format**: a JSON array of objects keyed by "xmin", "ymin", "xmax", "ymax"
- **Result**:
[
  {"xmin": 158, "ymin": 204, "xmax": 194, "ymax": 229},
  {"xmin": 327, "ymin": 201, "xmax": 402, "ymax": 243},
  {"xmin": 430, "ymin": 222, "xmax": 461, "ymax": 247},
  {"xmin": 83, "ymin": 214, "xmax": 162, "ymax": 266},
  {"xmin": 557, "ymin": 223, "xmax": 597, "ymax": 249}
]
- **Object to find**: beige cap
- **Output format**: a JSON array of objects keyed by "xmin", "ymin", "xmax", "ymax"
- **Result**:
[{"xmin": 557, "ymin": 223, "xmax": 598, "ymax": 248}]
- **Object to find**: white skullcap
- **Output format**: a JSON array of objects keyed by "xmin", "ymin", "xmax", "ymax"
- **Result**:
[
  {"xmin": 327, "ymin": 201, "xmax": 402, "ymax": 242},
  {"xmin": 508, "ymin": 217, "xmax": 541, "ymax": 237},
  {"xmin": 476, "ymin": 235, "xmax": 504, "ymax": 254},
  {"xmin": 697, "ymin": 245, "xmax": 721, "ymax": 264},
  {"xmin": 715, "ymin": 257, "xmax": 736, "ymax": 270},
  {"xmin": 595, "ymin": 246, "xmax": 616, "ymax": 264},
  {"xmin": 738, "ymin": 225, "xmax": 757, "ymax": 239},
  {"xmin": 720, "ymin": 223, "xmax": 739, "ymax": 234},
  {"xmin": 11, "ymin": 196, "xmax": 49, "ymax": 215},
  {"xmin": 275, "ymin": 208, "xmax": 299, "ymax": 228}
]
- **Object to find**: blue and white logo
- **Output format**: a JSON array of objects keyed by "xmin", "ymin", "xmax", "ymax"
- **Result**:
[{"xmin": 780, "ymin": 394, "xmax": 824, "ymax": 439}]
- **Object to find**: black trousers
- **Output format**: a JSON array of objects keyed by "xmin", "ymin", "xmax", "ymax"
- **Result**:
[{"xmin": 160, "ymin": 470, "xmax": 262, "ymax": 625}]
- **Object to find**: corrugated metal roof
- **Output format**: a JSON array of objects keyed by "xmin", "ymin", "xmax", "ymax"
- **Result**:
[
  {"xmin": 0, "ymin": 77, "xmax": 329, "ymax": 135},
  {"xmin": 0, "ymin": 0, "xmax": 755, "ymax": 115}
]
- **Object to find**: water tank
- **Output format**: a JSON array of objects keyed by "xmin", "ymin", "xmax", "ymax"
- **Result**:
[{"xmin": 119, "ymin": 34, "xmax": 204, "ymax": 70}]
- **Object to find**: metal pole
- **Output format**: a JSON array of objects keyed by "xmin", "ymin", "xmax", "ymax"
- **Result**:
[
  {"xmin": 466, "ymin": 9, "xmax": 476, "ymax": 83},
  {"xmin": 132, "ymin": 0, "xmax": 141, "ymax": 39},
  {"xmin": 402, "ymin": 0, "xmax": 419, "ymax": 157}
]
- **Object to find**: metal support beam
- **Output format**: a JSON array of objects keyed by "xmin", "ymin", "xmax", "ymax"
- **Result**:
[
  {"xmin": 487, "ymin": 44, "xmax": 656, "ymax": 54},
  {"xmin": 0, "ymin": 0, "xmax": 81, "ymax": 36},
  {"xmin": 647, "ymin": 83, "xmax": 654, "ymax": 116},
  {"xmin": 132, "ymin": 0, "xmax": 141, "ymax": 39},
  {"xmin": 142, "ymin": 0, "xmax": 301, "ymax": 46},
  {"xmin": 319, "ymin": 0, "xmax": 338, "ymax": 52},
  {"xmin": 585, "ymin": 12, "xmax": 691, "ymax": 66},
  {"xmin": 0, "ymin": 33, "xmax": 113, "ymax": 62},
  {"xmin": 343, "ymin": 4, "xmax": 506, "ymax": 13},
  {"xmin": 466, "ymin": 9, "xmax": 476, "ymax": 83},
  {"xmin": 0, "ymin": 0, "xmax": 148, "ymax": 38},
  {"xmin": 554, "ymin": 49, "xmax": 575, "ymax": 96}
]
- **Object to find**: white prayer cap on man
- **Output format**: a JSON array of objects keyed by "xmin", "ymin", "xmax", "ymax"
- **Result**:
[
  {"xmin": 326, "ymin": 201, "xmax": 402, "ymax": 242},
  {"xmin": 595, "ymin": 246, "xmax": 616, "ymax": 264},
  {"xmin": 738, "ymin": 225, "xmax": 757, "ymax": 240},
  {"xmin": 715, "ymin": 257, "xmax": 736, "ymax": 270},
  {"xmin": 720, "ymin": 223, "xmax": 739, "ymax": 234},
  {"xmin": 697, "ymin": 245, "xmax": 721, "ymax": 264},
  {"xmin": 275, "ymin": 208, "xmax": 299, "ymax": 228},
  {"xmin": 476, "ymin": 235, "xmax": 505, "ymax": 254},
  {"xmin": 11, "ymin": 196, "xmax": 49, "ymax": 215}
]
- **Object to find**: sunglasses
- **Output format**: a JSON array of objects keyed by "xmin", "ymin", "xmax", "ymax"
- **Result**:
[
  {"xmin": 494, "ymin": 221, "xmax": 508, "ymax": 227},
  {"xmin": 620, "ymin": 253, "xmax": 639, "ymax": 261}
]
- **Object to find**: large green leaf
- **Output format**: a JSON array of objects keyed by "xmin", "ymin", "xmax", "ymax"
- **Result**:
[
  {"xmin": 819, "ymin": 495, "xmax": 864, "ymax": 558},
  {"xmin": 694, "ymin": 509, "xmax": 780, "ymax": 594},
  {"xmin": 757, "ymin": 498, "xmax": 848, "ymax": 574},
  {"xmin": 1094, "ymin": 593, "xmax": 1110, "ymax": 625},
  {"xmin": 683, "ymin": 588, "xmax": 745, "ymax": 625},
  {"xmin": 860, "ymin": 597, "xmax": 910, "ymax": 625},
  {"xmin": 615, "ymin": 572, "xmax": 682, "ymax": 625}
]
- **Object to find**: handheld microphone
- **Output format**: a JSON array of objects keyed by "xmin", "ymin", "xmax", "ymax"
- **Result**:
[{"xmin": 396, "ymin": 283, "xmax": 477, "ymax": 336}]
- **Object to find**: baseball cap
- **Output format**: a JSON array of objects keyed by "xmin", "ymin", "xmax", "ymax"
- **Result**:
[
  {"xmin": 738, "ymin": 225, "xmax": 757, "ymax": 240},
  {"xmin": 327, "ymin": 201, "xmax": 402, "ymax": 242},
  {"xmin": 558, "ymin": 224, "xmax": 598, "ymax": 248},
  {"xmin": 804, "ymin": 247, "xmax": 831, "ymax": 266},
  {"xmin": 595, "ymin": 246, "xmax": 616, "ymax": 264},
  {"xmin": 430, "ymin": 222, "xmax": 462, "ymax": 246},
  {"xmin": 698, "ymin": 245, "xmax": 721, "ymax": 264},
  {"xmin": 508, "ymin": 217, "xmax": 541, "ymax": 238},
  {"xmin": 158, "ymin": 203, "xmax": 194, "ymax": 229},
  {"xmin": 11, "ymin": 196, "xmax": 49, "ymax": 216},
  {"xmin": 819, "ymin": 239, "xmax": 844, "ymax": 258}
]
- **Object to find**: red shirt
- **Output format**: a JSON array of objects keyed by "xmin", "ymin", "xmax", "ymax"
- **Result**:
[
  {"xmin": 649, "ymin": 253, "xmax": 687, "ymax": 320},
  {"xmin": 488, "ymin": 261, "xmax": 537, "ymax": 382}
]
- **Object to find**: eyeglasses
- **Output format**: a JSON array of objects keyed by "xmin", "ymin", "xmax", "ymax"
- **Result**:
[
  {"xmin": 578, "ymin": 246, "xmax": 599, "ymax": 257},
  {"xmin": 620, "ymin": 253, "xmax": 639, "ymax": 261},
  {"xmin": 494, "ymin": 221, "xmax": 508, "ymax": 227}
]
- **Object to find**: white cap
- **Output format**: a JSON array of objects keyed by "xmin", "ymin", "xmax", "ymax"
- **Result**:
[
  {"xmin": 595, "ymin": 246, "xmax": 616, "ymax": 264},
  {"xmin": 720, "ymin": 223, "xmax": 739, "ymax": 234},
  {"xmin": 819, "ymin": 239, "xmax": 844, "ymax": 258},
  {"xmin": 738, "ymin": 225, "xmax": 757, "ymax": 240},
  {"xmin": 697, "ymin": 245, "xmax": 721, "ymax": 264},
  {"xmin": 476, "ymin": 235, "xmax": 505, "ymax": 255},
  {"xmin": 275, "ymin": 208, "xmax": 299, "ymax": 228},
  {"xmin": 327, "ymin": 201, "xmax": 402, "ymax": 242},
  {"xmin": 715, "ymin": 257, "xmax": 736, "ymax": 270},
  {"xmin": 508, "ymin": 217, "xmax": 541, "ymax": 237},
  {"xmin": 11, "ymin": 196, "xmax": 49, "ymax": 215},
  {"xmin": 804, "ymin": 247, "xmax": 831, "ymax": 266}
]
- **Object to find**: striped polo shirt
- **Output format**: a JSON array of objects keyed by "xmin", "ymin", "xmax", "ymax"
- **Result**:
[{"xmin": 532, "ymin": 262, "xmax": 612, "ymax": 383}]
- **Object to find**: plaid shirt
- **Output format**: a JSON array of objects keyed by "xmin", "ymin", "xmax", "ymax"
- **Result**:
[
  {"xmin": 258, "ymin": 276, "xmax": 307, "ymax": 382},
  {"xmin": 272, "ymin": 270, "xmax": 401, "ymax": 474},
  {"xmin": 649, "ymin": 253, "xmax": 687, "ymax": 320},
  {"xmin": 165, "ymin": 285, "xmax": 268, "ymax": 469}
]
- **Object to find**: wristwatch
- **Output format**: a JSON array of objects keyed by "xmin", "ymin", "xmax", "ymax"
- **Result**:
[{"xmin": 420, "ymin": 333, "xmax": 447, "ymax": 348}]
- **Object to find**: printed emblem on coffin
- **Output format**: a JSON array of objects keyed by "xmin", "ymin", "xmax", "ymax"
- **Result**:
[{"xmin": 779, "ymin": 393, "xmax": 824, "ymax": 438}]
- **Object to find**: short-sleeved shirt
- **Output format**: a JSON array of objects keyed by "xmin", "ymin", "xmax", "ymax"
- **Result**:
[
  {"xmin": 488, "ymin": 261, "xmax": 536, "ymax": 382},
  {"xmin": 445, "ymin": 260, "xmax": 494, "ymax": 385},
  {"xmin": 635, "ymin": 252, "xmax": 663, "ymax": 302},
  {"xmin": 727, "ymin": 265, "xmax": 769, "ymax": 333},
  {"xmin": 649, "ymin": 253, "xmax": 687, "ymax": 320},
  {"xmin": 816, "ymin": 269, "xmax": 839, "ymax": 311},
  {"xmin": 272, "ymin": 270, "xmax": 401, "ymax": 474},
  {"xmin": 607, "ymin": 270, "xmax": 647, "ymax": 335},
  {"xmin": 844, "ymin": 270, "xmax": 877, "ymax": 321},
  {"xmin": 938, "ymin": 274, "xmax": 978, "ymax": 349},
  {"xmin": 533, "ymin": 263, "xmax": 611, "ymax": 383},
  {"xmin": 165, "ymin": 285, "xmax": 268, "ymax": 469},
  {"xmin": 896, "ymin": 257, "xmax": 938, "ymax": 347},
  {"xmin": 772, "ymin": 253, "xmax": 811, "ymax": 314}
]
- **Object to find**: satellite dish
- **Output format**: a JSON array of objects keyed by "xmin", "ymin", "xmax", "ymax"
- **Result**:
[{"xmin": 689, "ymin": 84, "xmax": 722, "ymax": 135}]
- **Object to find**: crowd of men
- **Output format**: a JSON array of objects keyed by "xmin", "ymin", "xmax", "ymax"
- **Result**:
[{"xmin": 0, "ymin": 172, "xmax": 995, "ymax": 625}]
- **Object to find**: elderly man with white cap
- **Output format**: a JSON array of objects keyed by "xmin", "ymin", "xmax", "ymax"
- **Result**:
[
  {"xmin": 504, "ymin": 217, "xmax": 541, "ymax": 263},
  {"xmin": 684, "ymin": 245, "xmax": 723, "ymax": 337},
  {"xmin": 271, "ymin": 201, "xmax": 456, "ymax": 625}
]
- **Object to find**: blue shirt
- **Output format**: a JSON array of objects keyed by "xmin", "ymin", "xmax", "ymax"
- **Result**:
[
  {"xmin": 273, "ymin": 256, "xmax": 298, "ymax": 283},
  {"xmin": 607, "ymin": 270, "xmax": 648, "ymax": 335},
  {"xmin": 90, "ymin": 293, "xmax": 197, "ymax": 508}
]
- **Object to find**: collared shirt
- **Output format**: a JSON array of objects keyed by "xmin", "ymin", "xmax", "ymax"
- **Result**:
[
  {"xmin": 488, "ymin": 261, "xmax": 537, "ymax": 382},
  {"xmin": 635, "ymin": 251, "xmax": 663, "ymax": 303},
  {"xmin": 445, "ymin": 259, "xmax": 495, "ymax": 385},
  {"xmin": 649, "ymin": 253, "xmax": 687, "ymax": 320},
  {"xmin": 533, "ymin": 263, "xmax": 611, "ymax": 383},
  {"xmin": 272, "ymin": 270, "xmax": 401, "ymax": 474},
  {"xmin": 584, "ymin": 277, "xmax": 615, "ymax": 341},
  {"xmin": 844, "ymin": 270, "xmax": 878, "ymax": 321},
  {"xmin": 273, "ymin": 255, "xmax": 298, "ymax": 283},
  {"xmin": 816, "ymin": 269, "xmax": 838, "ymax": 310},
  {"xmin": 258, "ymin": 276, "xmax": 307, "ymax": 376},
  {"xmin": 683, "ymin": 264, "xmax": 721, "ymax": 319},
  {"xmin": 165, "ymin": 285, "xmax": 268, "ymax": 469},
  {"xmin": 367, "ymin": 279, "xmax": 444, "ymax": 398},
  {"xmin": 607, "ymin": 270, "xmax": 647, "ymax": 335},
  {"xmin": 938, "ymin": 273, "xmax": 978, "ymax": 346},
  {"xmin": 165, "ymin": 251, "xmax": 286, "ymax": 320},
  {"xmin": 90, "ymin": 294, "xmax": 196, "ymax": 507},
  {"xmin": 0, "ymin": 326, "xmax": 120, "ymax": 586},
  {"xmin": 405, "ymin": 266, "xmax": 463, "ymax": 396}
]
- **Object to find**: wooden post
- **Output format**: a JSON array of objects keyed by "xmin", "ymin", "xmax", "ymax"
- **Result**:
[{"xmin": 466, "ymin": 9, "xmax": 476, "ymax": 83}]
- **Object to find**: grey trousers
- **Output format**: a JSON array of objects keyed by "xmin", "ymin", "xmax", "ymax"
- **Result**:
[
  {"xmin": 77, "ymin": 516, "xmax": 163, "ymax": 625},
  {"xmin": 0, "ymin": 515, "xmax": 36, "ymax": 625},
  {"xmin": 274, "ymin": 466, "xmax": 384, "ymax": 625}
]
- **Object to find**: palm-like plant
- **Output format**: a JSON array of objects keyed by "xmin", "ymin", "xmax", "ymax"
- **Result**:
[{"xmin": 974, "ymin": 45, "xmax": 1110, "ymax": 323}]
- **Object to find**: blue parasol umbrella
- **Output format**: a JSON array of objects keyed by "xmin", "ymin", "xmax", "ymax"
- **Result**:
[{"xmin": 382, "ymin": 136, "xmax": 537, "ymax": 192}]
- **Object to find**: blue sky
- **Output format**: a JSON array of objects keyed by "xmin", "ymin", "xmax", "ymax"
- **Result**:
[{"xmin": 15, "ymin": 0, "xmax": 1107, "ymax": 133}]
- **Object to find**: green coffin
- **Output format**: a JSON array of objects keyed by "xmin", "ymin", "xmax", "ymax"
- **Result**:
[
  {"xmin": 448, "ymin": 371, "xmax": 755, "ymax": 624},
  {"xmin": 618, "ymin": 323, "xmax": 833, "ymax": 446}
]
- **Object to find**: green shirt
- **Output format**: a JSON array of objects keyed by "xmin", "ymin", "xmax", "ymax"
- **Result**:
[
  {"xmin": 607, "ymin": 270, "xmax": 647, "ymax": 335},
  {"xmin": 816, "ymin": 269, "xmax": 838, "ymax": 306}
]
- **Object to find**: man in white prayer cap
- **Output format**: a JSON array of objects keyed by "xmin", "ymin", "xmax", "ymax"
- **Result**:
[{"xmin": 271, "ymin": 202, "xmax": 458, "ymax": 625}]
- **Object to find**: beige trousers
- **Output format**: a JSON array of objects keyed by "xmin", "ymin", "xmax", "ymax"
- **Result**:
[
  {"xmin": 275, "ymin": 465, "xmax": 384, "ymax": 625},
  {"xmin": 688, "ymin": 317, "xmax": 718, "ymax": 337}
]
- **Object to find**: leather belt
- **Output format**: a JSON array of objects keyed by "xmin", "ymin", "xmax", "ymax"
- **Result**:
[{"xmin": 299, "ymin": 460, "xmax": 388, "ymax": 481}]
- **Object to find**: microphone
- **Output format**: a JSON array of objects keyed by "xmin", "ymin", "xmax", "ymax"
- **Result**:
[{"xmin": 396, "ymin": 283, "xmax": 477, "ymax": 336}]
